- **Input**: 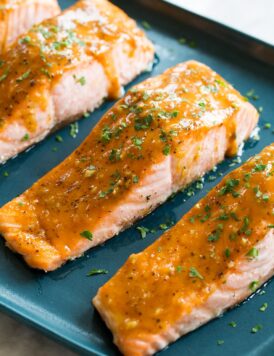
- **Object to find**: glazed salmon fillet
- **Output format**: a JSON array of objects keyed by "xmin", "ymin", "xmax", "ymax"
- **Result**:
[
  {"xmin": 94, "ymin": 144, "xmax": 274, "ymax": 356},
  {"xmin": 0, "ymin": 0, "xmax": 60, "ymax": 52},
  {"xmin": 0, "ymin": 0, "xmax": 154, "ymax": 163},
  {"xmin": 0, "ymin": 61, "xmax": 258, "ymax": 271}
]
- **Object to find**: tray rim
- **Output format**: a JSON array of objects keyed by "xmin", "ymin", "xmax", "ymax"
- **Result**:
[
  {"xmin": 134, "ymin": 0, "xmax": 274, "ymax": 66},
  {"xmin": 0, "ymin": 1, "xmax": 273, "ymax": 355}
]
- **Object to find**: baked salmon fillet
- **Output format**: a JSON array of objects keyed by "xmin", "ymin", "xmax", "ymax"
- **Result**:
[
  {"xmin": 0, "ymin": 60, "xmax": 258, "ymax": 271},
  {"xmin": 0, "ymin": 0, "xmax": 60, "ymax": 52},
  {"xmin": 0, "ymin": 0, "xmax": 154, "ymax": 163},
  {"xmin": 94, "ymin": 144, "xmax": 274, "ymax": 356}
]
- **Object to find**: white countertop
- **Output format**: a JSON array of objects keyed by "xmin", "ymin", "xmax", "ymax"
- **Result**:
[{"xmin": 0, "ymin": 1, "xmax": 273, "ymax": 356}]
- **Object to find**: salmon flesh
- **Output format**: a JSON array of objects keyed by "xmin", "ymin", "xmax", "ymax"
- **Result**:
[{"xmin": 0, "ymin": 60, "xmax": 258, "ymax": 271}]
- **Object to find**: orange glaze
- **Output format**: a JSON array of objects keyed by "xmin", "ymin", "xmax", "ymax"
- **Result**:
[
  {"xmin": 0, "ymin": 0, "xmax": 60, "ymax": 53},
  {"xmin": 0, "ymin": 0, "xmax": 150, "ymax": 132},
  {"xmin": 95, "ymin": 144, "xmax": 274, "ymax": 346},
  {"xmin": 7, "ymin": 61, "xmax": 246, "ymax": 258}
]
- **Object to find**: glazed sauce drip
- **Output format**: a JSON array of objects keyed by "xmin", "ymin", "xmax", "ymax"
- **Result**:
[
  {"xmin": 16, "ymin": 61, "xmax": 245, "ymax": 256},
  {"xmin": 0, "ymin": 0, "xmax": 147, "ymax": 132},
  {"xmin": 97, "ymin": 144, "xmax": 274, "ymax": 340}
]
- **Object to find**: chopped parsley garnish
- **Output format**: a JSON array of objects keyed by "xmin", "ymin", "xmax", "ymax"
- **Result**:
[
  {"xmin": 224, "ymin": 248, "xmax": 231, "ymax": 258},
  {"xmin": 259, "ymin": 303, "xmax": 268, "ymax": 312},
  {"xmin": 19, "ymin": 36, "xmax": 31, "ymax": 44},
  {"xmin": 87, "ymin": 269, "xmax": 108, "ymax": 276},
  {"xmin": 264, "ymin": 123, "xmax": 271, "ymax": 129},
  {"xmin": 228, "ymin": 321, "xmax": 237, "ymax": 328},
  {"xmin": 246, "ymin": 247, "xmax": 258, "ymax": 259},
  {"xmin": 162, "ymin": 144, "xmax": 170, "ymax": 156},
  {"xmin": 246, "ymin": 89, "xmax": 259, "ymax": 100},
  {"xmin": 101, "ymin": 126, "xmax": 112, "ymax": 143},
  {"xmin": 253, "ymin": 164, "xmax": 266, "ymax": 172},
  {"xmin": 136, "ymin": 226, "xmax": 149, "ymax": 239},
  {"xmin": 21, "ymin": 133, "xmax": 30, "ymax": 141},
  {"xmin": 55, "ymin": 135, "xmax": 63, "ymax": 142},
  {"xmin": 0, "ymin": 68, "xmax": 9, "ymax": 82},
  {"xmin": 132, "ymin": 136, "xmax": 143, "ymax": 149},
  {"xmin": 176, "ymin": 265, "xmax": 183, "ymax": 273},
  {"xmin": 73, "ymin": 75, "xmax": 86, "ymax": 86},
  {"xmin": 189, "ymin": 267, "xmax": 204, "ymax": 280},
  {"xmin": 208, "ymin": 224, "xmax": 223, "ymax": 242},
  {"xmin": 80, "ymin": 230, "xmax": 93, "ymax": 240},
  {"xmin": 133, "ymin": 175, "xmax": 139, "ymax": 183},
  {"xmin": 240, "ymin": 216, "xmax": 251, "ymax": 236},
  {"xmin": 70, "ymin": 122, "xmax": 79, "ymax": 138},
  {"xmin": 249, "ymin": 280, "xmax": 259, "ymax": 292},
  {"xmin": 109, "ymin": 148, "xmax": 121, "ymax": 162},
  {"xmin": 219, "ymin": 178, "xmax": 240, "ymax": 197},
  {"xmin": 178, "ymin": 37, "xmax": 186, "ymax": 44},
  {"xmin": 217, "ymin": 340, "xmax": 224, "ymax": 346},
  {"xmin": 251, "ymin": 324, "xmax": 262, "ymax": 333},
  {"xmin": 3, "ymin": 171, "xmax": 9, "ymax": 177},
  {"xmin": 134, "ymin": 114, "xmax": 153, "ymax": 131},
  {"xmin": 262, "ymin": 193, "xmax": 269, "ymax": 202},
  {"xmin": 141, "ymin": 21, "xmax": 151, "ymax": 30},
  {"xmin": 268, "ymin": 224, "xmax": 274, "ymax": 228},
  {"xmin": 16, "ymin": 70, "xmax": 31, "ymax": 82}
]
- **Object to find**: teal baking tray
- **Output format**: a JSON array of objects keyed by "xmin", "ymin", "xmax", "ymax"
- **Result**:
[{"xmin": 0, "ymin": 0, "xmax": 273, "ymax": 355}]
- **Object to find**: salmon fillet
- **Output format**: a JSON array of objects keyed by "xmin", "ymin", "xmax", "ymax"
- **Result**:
[
  {"xmin": 94, "ymin": 144, "xmax": 274, "ymax": 356},
  {"xmin": 0, "ymin": 60, "xmax": 258, "ymax": 271},
  {"xmin": 0, "ymin": 0, "xmax": 60, "ymax": 52},
  {"xmin": 0, "ymin": 0, "xmax": 154, "ymax": 163}
]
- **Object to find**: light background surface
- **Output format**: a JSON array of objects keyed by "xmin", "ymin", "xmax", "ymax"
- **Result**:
[
  {"xmin": 165, "ymin": 0, "xmax": 274, "ymax": 45},
  {"xmin": 0, "ymin": 1, "xmax": 273, "ymax": 355}
]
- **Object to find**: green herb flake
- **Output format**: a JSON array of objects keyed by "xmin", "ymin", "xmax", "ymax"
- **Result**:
[
  {"xmin": 141, "ymin": 21, "xmax": 151, "ymax": 30},
  {"xmin": 249, "ymin": 280, "xmax": 259, "ymax": 292},
  {"xmin": 70, "ymin": 122, "xmax": 79, "ymax": 138},
  {"xmin": 176, "ymin": 265, "xmax": 183, "ymax": 273},
  {"xmin": 264, "ymin": 123, "xmax": 271, "ymax": 129},
  {"xmin": 163, "ymin": 144, "xmax": 170, "ymax": 156},
  {"xmin": 224, "ymin": 248, "xmax": 231, "ymax": 258},
  {"xmin": 259, "ymin": 303, "xmax": 268, "ymax": 312},
  {"xmin": 3, "ymin": 171, "xmax": 9, "ymax": 177},
  {"xmin": 178, "ymin": 37, "xmax": 187, "ymax": 44},
  {"xmin": 251, "ymin": 324, "xmax": 262, "ymax": 334},
  {"xmin": 217, "ymin": 340, "xmax": 224, "ymax": 346},
  {"xmin": 228, "ymin": 321, "xmax": 237, "ymax": 328},
  {"xmin": 262, "ymin": 193, "xmax": 269, "ymax": 202},
  {"xmin": 16, "ymin": 69, "xmax": 31, "ymax": 82},
  {"xmin": 19, "ymin": 36, "xmax": 31, "ymax": 44},
  {"xmin": 189, "ymin": 267, "xmax": 204, "ymax": 280},
  {"xmin": 136, "ymin": 226, "xmax": 149, "ymax": 239},
  {"xmin": 109, "ymin": 148, "xmax": 121, "ymax": 162},
  {"xmin": 101, "ymin": 126, "xmax": 112, "ymax": 143},
  {"xmin": 0, "ymin": 68, "xmax": 9, "ymax": 82},
  {"xmin": 73, "ymin": 74, "xmax": 86, "ymax": 86},
  {"xmin": 133, "ymin": 175, "xmax": 139, "ymax": 183},
  {"xmin": 55, "ymin": 135, "xmax": 63, "ymax": 143},
  {"xmin": 87, "ymin": 268, "xmax": 108, "ymax": 277},
  {"xmin": 132, "ymin": 136, "xmax": 143, "ymax": 149},
  {"xmin": 219, "ymin": 178, "xmax": 240, "ymax": 197},
  {"xmin": 246, "ymin": 247, "xmax": 258, "ymax": 259},
  {"xmin": 80, "ymin": 230, "xmax": 93, "ymax": 240},
  {"xmin": 253, "ymin": 163, "xmax": 266, "ymax": 172},
  {"xmin": 21, "ymin": 133, "xmax": 30, "ymax": 142}
]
